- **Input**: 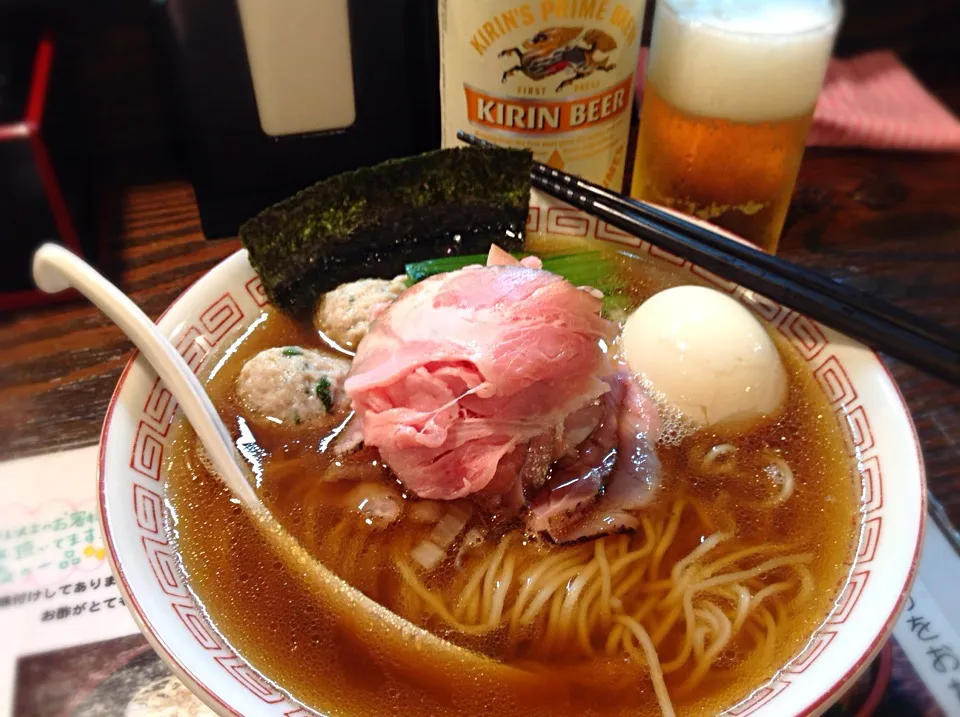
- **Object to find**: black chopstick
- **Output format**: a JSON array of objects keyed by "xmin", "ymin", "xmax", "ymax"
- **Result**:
[
  {"xmin": 457, "ymin": 132, "xmax": 960, "ymax": 384},
  {"xmin": 534, "ymin": 164, "xmax": 959, "ymax": 353},
  {"xmin": 458, "ymin": 130, "xmax": 958, "ymax": 355}
]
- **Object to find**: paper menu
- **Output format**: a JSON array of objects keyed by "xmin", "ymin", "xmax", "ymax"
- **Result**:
[
  {"xmin": 892, "ymin": 518, "xmax": 960, "ymax": 715},
  {"xmin": 0, "ymin": 446, "xmax": 106, "ymax": 592},
  {"xmin": 0, "ymin": 446, "xmax": 208, "ymax": 717},
  {"xmin": 0, "ymin": 446, "xmax": 139, "ymax": 652}
]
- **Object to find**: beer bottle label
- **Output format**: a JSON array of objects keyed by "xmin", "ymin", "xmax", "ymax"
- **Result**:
[{"xmin": 439, "ymin": 0, "xmax": 646, "ymax": 190}]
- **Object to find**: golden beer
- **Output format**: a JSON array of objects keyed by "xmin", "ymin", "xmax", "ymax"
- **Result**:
[{"xmin": 630, "ymin": 0, "xmax": 842, "ymax": 252}]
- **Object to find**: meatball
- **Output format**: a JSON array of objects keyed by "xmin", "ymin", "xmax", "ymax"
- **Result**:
[
  {"xmin": 314, "ymin": 276, "xmax": 408, "ymax": 349},
  {"xmin": 236, "ymin": 347, "xmax": 350, "ymax": 428}
]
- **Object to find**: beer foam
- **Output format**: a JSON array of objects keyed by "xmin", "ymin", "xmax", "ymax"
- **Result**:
[{"xmin": 646, "ymin": 0, "xmax": 840, "ymax": 123}]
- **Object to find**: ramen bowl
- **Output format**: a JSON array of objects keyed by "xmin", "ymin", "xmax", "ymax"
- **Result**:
[{"xmin": 98, "ymin": 199, "xmax": 925, "ymax": 716}]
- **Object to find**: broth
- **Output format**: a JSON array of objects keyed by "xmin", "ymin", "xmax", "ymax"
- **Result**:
[{"xmin": 165, "ymin": 242, "xmax": 860, "ymax": 716}]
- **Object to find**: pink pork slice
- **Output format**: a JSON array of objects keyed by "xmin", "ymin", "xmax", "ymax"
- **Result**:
[
  {"xmin": 486, "ymin": 244, "xmax": 544, "ymax": 270},
  {"xmin": 344, "ymin": 264, "xmax": 616, "ymax": 501}
]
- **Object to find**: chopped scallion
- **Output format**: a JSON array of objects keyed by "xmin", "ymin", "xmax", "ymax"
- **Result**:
[{"xmin": 315, "ymin": 377, "xmax": 334, "ymax": 413}]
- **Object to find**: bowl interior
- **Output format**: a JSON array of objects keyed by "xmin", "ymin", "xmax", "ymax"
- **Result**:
[{"xmin": 98, "ymin": 196, "xmax": 925, "ymax": 717}]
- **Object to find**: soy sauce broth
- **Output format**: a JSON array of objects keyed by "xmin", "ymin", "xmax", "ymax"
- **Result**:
[{"xmin": 164, "ymin": 240, "xmax": 861, "ymax": 716}]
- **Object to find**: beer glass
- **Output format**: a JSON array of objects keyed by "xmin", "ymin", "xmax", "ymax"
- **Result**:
[{"xmin": 630, "ymin": 0, "xmax": 842, "ymax": 252}]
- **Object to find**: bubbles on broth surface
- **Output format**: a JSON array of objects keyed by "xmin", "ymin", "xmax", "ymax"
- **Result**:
[{"xmin": 639, "ymin": 376, "xmax": 700, "ymax": 448}]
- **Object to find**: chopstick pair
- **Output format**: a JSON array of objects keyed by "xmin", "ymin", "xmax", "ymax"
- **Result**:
[{"xmin": 457, "ymin": 131, "xmax": 960, "ymax": 384}]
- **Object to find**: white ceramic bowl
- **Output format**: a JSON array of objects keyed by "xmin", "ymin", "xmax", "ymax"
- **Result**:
[{"xmin": 98, "ymin": 197, "xmax": 925, "ymax": 716}]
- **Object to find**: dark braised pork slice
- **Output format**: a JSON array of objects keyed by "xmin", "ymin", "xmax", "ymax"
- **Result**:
[
  {"xmin": 525, "ymin": 370, "xmax": 662, "ymax": 543},
  {"xmin": 475, "ymin": 432, "xmax": 556, "ymax": 518}
]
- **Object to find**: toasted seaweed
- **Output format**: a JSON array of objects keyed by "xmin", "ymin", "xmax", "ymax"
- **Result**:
[{"xmin": 239, "ymin": 147, "xmax": 532, "ymax": 314}]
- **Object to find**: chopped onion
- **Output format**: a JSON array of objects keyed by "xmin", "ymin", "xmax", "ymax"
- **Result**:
[
  {"xmin": 430, "ymin": 504, "xmax": 472, "ymax": 551},
  {"xmin": 411, "ymin": 540, "xmax": 446, "ymax": 571},
  {"xmin": 411, "ymin": 504, "xmax": 474, "ymax": 572},
  {"xmin": 455, "ymin": 528, "xmax": 484, "ymax": 569}
]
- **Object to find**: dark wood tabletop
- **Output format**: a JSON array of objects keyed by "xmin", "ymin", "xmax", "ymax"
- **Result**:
[{"xmin": 1, "ymin": 149, "xmax": 959, "ymax": 532}]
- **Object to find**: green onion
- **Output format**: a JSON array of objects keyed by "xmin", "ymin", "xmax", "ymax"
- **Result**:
[
  {"xmin": 282, "ymin": 346, "xmax": 303, "ymax": 356},
  {"xmin": 602, "ymin": 292, "xmax": 633, "ymax": 317},
  {"xmin": 404, "ymin": 251, "xmax": 627, "ymax": 313},
  {"xmin": 315, "ymin": 377, "xmax": 333, "ymax": 413},
  {"xmin": 404, "ymin": 253, "xmax": 504, "ymax": 284}
]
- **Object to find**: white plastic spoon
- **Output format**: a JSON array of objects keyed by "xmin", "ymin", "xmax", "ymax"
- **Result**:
[{"xmin": 32, "ymin": 243, "xmax": 263, "ymax": 512}]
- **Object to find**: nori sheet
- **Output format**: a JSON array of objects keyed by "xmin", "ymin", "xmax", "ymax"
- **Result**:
[{"xmin": 239, "ymin": 147, "xmax": 532, "ymax": 315}]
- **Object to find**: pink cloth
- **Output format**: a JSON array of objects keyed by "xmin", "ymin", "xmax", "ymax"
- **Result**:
[{"xmin": 635, "ymin": 49, "xmax": 960, "ymax": 152}]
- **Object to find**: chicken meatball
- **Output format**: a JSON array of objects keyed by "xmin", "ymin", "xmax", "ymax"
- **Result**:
[
  {"xmin": 236, "ymin": 346, "xmax": 350, "ymax": 428},
  {"xmin": 314, "ymin": 276, "xmax": 408, "ymax": 349}
]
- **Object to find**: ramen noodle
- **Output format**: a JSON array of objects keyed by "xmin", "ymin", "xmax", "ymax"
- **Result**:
[{"xmin": 440, "ymin": 0, "xmax": 647, "ymax": 189}]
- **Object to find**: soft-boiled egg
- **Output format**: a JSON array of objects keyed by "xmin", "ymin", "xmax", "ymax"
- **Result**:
[{"xmin": 621, "ymin": 285, "xmax": 787, "ymax": 429}]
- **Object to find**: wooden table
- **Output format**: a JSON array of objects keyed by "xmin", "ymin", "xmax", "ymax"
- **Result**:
[{"xmin": 1, "ymin": 151, "xmax": 959, "ymax": 536}]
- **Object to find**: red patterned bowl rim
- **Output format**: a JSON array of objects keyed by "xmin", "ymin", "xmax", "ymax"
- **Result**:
[{"xmin": 97, "ymin": 200, "xmax": 927, "ymax": 717}]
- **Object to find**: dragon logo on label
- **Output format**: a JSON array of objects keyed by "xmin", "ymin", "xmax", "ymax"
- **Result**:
[{"xmin": 498, "ymin": 26, "xmax": 618, "ymax": 92}]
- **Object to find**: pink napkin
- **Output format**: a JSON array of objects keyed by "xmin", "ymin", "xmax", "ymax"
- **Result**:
[{"xmin": 635, "ymin": 49, "xmax": 960, "ymax": 152}]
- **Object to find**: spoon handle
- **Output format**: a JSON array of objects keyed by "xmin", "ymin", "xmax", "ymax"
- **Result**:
[{"xmin": 32, "ymin": 243, "xmax": 262, "ymax": 511}]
